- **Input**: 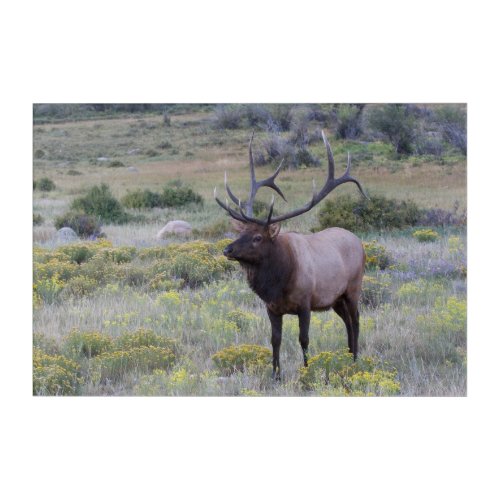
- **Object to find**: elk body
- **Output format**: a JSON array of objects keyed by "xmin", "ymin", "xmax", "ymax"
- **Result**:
[{"xmin": 215, "ymin": 132, "xmax": 367, "ymax": 379}]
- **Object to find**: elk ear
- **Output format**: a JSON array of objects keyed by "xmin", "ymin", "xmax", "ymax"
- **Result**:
[
  {"xmin": 230, "ymin": 219, "xmax": 247, "ymax": 233},
  {"xmin": 268, "ymin": 222, "xmax": 281, "ymax": 240}
]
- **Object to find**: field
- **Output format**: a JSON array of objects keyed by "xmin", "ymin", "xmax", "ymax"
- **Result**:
[{"xmin": 33, "ymin": 104, "xmax": 467, "ymax": 396}]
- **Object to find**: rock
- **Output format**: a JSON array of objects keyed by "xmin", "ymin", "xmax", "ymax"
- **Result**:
[
  {"xmin": 97, "ymin": 157, "xmax": 109, "ymax": 162},
  {"xmin": 157, "ymin": 220, "xmax": 192, "ymax": 239},
  {"xmin": 127, "ymin": 148, "xmax": 141, "ymax": 155},
  {"xmin": 127, "ymin": 166, "xmax": 139, "ymax": 172},
  {"xmin": 56, "ymin": 227, "xmax": 78, "ymax": 242}
]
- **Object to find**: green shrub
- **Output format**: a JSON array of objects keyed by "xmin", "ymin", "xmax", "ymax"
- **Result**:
[
  {"xmin": 108, "ymin": 160, "xmax": 125, "ymax": 168},
  {"xmin": 54, "ymin": 212, "xmax": 102, "ymax": 238},
  {"xmin": 62, "ymin": 330, "xmax": 113, "ymax": 359},
  {"xmin": 33, "ymin": 213, "xmax": 44, "ymax": 226},
  {"xmin": 115, "ymin": 328, "xmax": 177, "ymax": 352},
  {"xmin": 121, "ymin": 184, "xmax": 202, "ymax": 209},
  {"xmin": 362, "ymin": 241, "xmax": 393, "ymax": 270},
  {"xmin": 334, "ymin": 104, "xmax": 364, "ymax": 139},
  {"xmin": 316, "ymin": 195, "xmax": 422, "ymax": 232},
  {"xmin": 35, "ymin": 177, "xmax": 56, "ymax": 191},
  {"xmin": 161, "ymin": 183, "xmax": 203, "ymax": 207},
  {"xmin": 62, "ymin": 275, "xmax": 98, "ymax": 298},
  {"xmin": 122, "ymin": 189, "xmax": 163, "ymax": 209},
  {"xmin": 413, "ymin": 229, "xmax": 439, "ymax": 242},
  {"xmin": 193, "ymin": 219, "xmax": 230, "ymax": 239},
  {"xmin": 71, "ymin": 183, "xmax": 130, "ymax": 223},
  {"xmin": 33, "ymin": 348, "xmax": 83, "ymax": 395},
  {"xmin": 212, "ymin": 344, "xmax": 272, "ymax": 375},
  {"xmin": 226, "ymin": 310, "xmax": 258, "ymax": 332},
  {"xmin": 91, "ymin": 346, "xmax": 176, "ymax": 383},
  {"xmin": 435, "ymin": 105, "xmax": 466, "ymax": 154},
  {"xmin": 34, "ymin": 149, "xmax": 46, "ymax": 159},
  {"xmin": 361, "ymin": 274, "xmax": 392, "ymax": 308},
  {"xmin": 299, "ymin": 349, "xmax": 400, "ymax": 396},
  {"xmin": 367, "ymin": 104, "xmax": 416, "ymax": 155}
]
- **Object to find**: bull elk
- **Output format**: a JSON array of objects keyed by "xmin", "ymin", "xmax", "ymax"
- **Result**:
[{"xmin": 214, "ymin": 132, "xmax": 368, "ymax": 380}]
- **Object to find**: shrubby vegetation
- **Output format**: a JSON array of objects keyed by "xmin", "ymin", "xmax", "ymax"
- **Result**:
[
  {"xmin": 34, "ymin": 177, "xmax": 56, "ymax": 192},
  {"xmin": 316, "ymin": 194, "xmax": 421, "ymax": 232},
  {"xmin": 32, "ymin": 104, "xmax": 467, "ymax": 396},
  {"xmin": 299, "ymin": 349, "xmax": 400, "ymax": 396},
  {"xmin": 54, "ymin": 212, "xmax": 102, "ymax": 238},
  {"xmin": 70, "ymin": 183, "xmax": 131, "ymax": 224},
  {"xmin": 122, "ymin": 182, "xmax": 203, "ymax": 209}
]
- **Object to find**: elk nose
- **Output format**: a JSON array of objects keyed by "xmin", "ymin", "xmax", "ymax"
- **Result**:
[{"xmin": 223, "ymin": 245, "xmax": 233, "ymax": 257}]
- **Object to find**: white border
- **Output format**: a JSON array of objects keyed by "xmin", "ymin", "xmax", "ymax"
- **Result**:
[{"xmin": 2, "ymin": 1, "xmax": 499, "ymax": 498}]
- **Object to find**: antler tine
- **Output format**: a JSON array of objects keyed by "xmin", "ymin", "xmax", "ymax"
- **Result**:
[
  {"xmin": 255, "ymin": 158, "xmax": 287, "ymax": 202},
  {"xmin": 322, "ymin": 130, "xmax": 335, "ymax": 181},
  {"xmin": 266, "ymin": 195, "xmax": 275, "ymax": 226},
  {"xmin": 267, "ymin": 132, "xmax": 368, "ymax": 224},
  {"xmin": 224, "ymin": 171, "xmax": 242, "ymax": 206},
  {"xmin": 214, "ymin": 186, "xmax": 248, "ymax": 223},
  {"xmin": 249, "ymin": 131, "xmax": 256, "ymax": 184}
]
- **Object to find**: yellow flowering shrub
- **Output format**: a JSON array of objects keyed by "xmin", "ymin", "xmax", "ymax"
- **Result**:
[
  {"xmin": 361, "ymin": 274, "xmax": 392, "ymax": 308},
  {"xmin": 156, "ymin": 290, "xmax": 182, "ymax": 307},
  {"xmin": 33, "ymin": 348, "xmax": 83, "ymax": 395},
  {"xmin": 114, "ymin": 328, "xmax": 177, "ymax": 352},
  {"xmin": 226, "ymin": 309, "xmax": 258, "ymax": 332},
  {"xmin": 212, "ymin": 344, "xmax": 272, "ymax": 375},
  {"xmin": 299, "ymin": 349, "xmax": 400, "ymax": 396},
  {"xmin": 62, "ymin": 330, "xmax": 113, "ymax": 359},
  {"xmin": 91, "ymin": 346, "xmax": 176, "ymax": 383},
  {"xmin": 413, "ymin": 229, "xmax": 439, "ymax": 242},
  {"xmin": 362, "ymin": 241, "xmax": 393, "ymax": 270}
]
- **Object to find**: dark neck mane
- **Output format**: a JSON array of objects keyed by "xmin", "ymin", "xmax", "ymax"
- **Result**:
[{"xmin": 241, "ymin": 237, "xmax": 294, "ymax": 304}]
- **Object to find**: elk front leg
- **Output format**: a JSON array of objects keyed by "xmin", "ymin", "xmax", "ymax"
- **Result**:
[
  {"xmin": 298, "ymin": 309, "xmax": 311, "ymax": 367},
  {"xmin": 267, "ymin": 308, "xmax": 283, "ymax": 381}
]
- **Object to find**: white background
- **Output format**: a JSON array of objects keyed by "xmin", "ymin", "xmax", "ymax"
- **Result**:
[{"xmin": 1, "ymin": 1, "xmax": 498, "ymax": 498}]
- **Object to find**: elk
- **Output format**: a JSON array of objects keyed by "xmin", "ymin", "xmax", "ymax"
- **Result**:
[{"xmin": 214, "ymin": 132, "xmax": 368, "ymax": 380}]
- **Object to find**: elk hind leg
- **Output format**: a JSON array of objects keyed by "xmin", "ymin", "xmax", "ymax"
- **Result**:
[{"xmin": 333, "ymin": 297, "xmax": 356, "ymax": 359}]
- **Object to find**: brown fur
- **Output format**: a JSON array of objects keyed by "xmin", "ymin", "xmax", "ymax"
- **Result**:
[{"xmin": 223, "ymin": 222, "xmax": 366, "ymax": 379}]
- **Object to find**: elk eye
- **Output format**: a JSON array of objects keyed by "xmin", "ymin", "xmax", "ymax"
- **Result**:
[{"xmin": 253, "ymin": 235, "xmax": 263, "ymax": 243}]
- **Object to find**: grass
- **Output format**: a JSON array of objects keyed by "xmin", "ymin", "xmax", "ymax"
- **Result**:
[{"xmin": 32, "ymin": 106, "xmax": 467, "ymax": 396}]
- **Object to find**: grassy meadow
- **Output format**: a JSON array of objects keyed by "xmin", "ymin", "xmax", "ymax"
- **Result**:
[{"xmin": 33, "ymin": 104, "xmax": 467, "ymax": 396}]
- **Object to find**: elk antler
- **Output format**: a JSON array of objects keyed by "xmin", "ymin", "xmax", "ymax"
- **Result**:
[{"xmin": 214, "ymin": 131, "xmax": 368, "ymax": 226}]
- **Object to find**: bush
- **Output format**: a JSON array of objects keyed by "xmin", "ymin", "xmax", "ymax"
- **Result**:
[
  {"xmin": 115, "ymin": 328, "xmax": 177, "ymax": 351},
  {"xmin": 435, "ymin": 105, "xmax": 466, "ymax": 154},
  {"xmin": 367, "ymin": 104, "xmax": 416, "ymax": 155},
  {"xmin": 334, "ymin": 104, "xmax": 365, "ymax": 139},
  {"xmin": 33, "ymin": 213, "xmax": 44, "ymax": 226},
  {"xmin": 108, "ymin": 160, "xmax": 124, "ymax": 168},
  {"xmin": 122, "ymin": 189, "xmax": 163, "ymax": 208},
  {"xmin": 54, "ymin": 212, "xmax": 102, "ymax": 238},
  {"xmin": 33, "ymin": 348, "xmax": 83, "ymax": 395},
  {"xmin": 419, "ymin": 206, "xmax": 466, "ymax": 227},
  {"xmin": 212, "ymin": 344, "xmax": 272, "ymax": 375},
  {"xmin": 90, "ymin": 346, "xmax": 176, "ymax": 383},
  {"xmin": 63, "ymin": 330, "xmax": 113, "ymax": 359},
  {"xmin": 122, "ymin": 183, "xmax": 202, "ymax": 209},
  {"xmin": 212, "ymin": 104, "xmax": 244, "ymax": 129},
  {"xmin": 316, "ymin": 194, "xmax": 422, "ymax": 232},
  {"xmin": 160, "ymin": 183, "xmax": 203, "ymax": 207},
  {"xmin": 62, "ymin": 275, "xmax": 99, "ymax": 298},
  {"xmin": 35, "ymin": 177, "xmax": 56, "ymax": 191},
  {"xmin": 362, "ymin": 241, "xmax": 393, "ymax": 270},
  {"xmin": 298, "ymin": 349, "xmax": 400, "ymax": 396},
  {"xmin": 71, "ymin": 184, "xmax": 130, "ymax": 223},
  {"xmin": 413, "ymin": 229, "xmax": 439, "ymax": 242},
  {"xmin": 34, "ymin": 149, "xmax": 46, "ymax": 159},
  {"xmin": 361, "ymin": 274, "xmax": 391, "ymax": 308}
]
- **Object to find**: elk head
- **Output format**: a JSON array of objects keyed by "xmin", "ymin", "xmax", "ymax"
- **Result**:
[{"xmin": 214, "ymin": 131, "xmax": 368, "ymax": 262}]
